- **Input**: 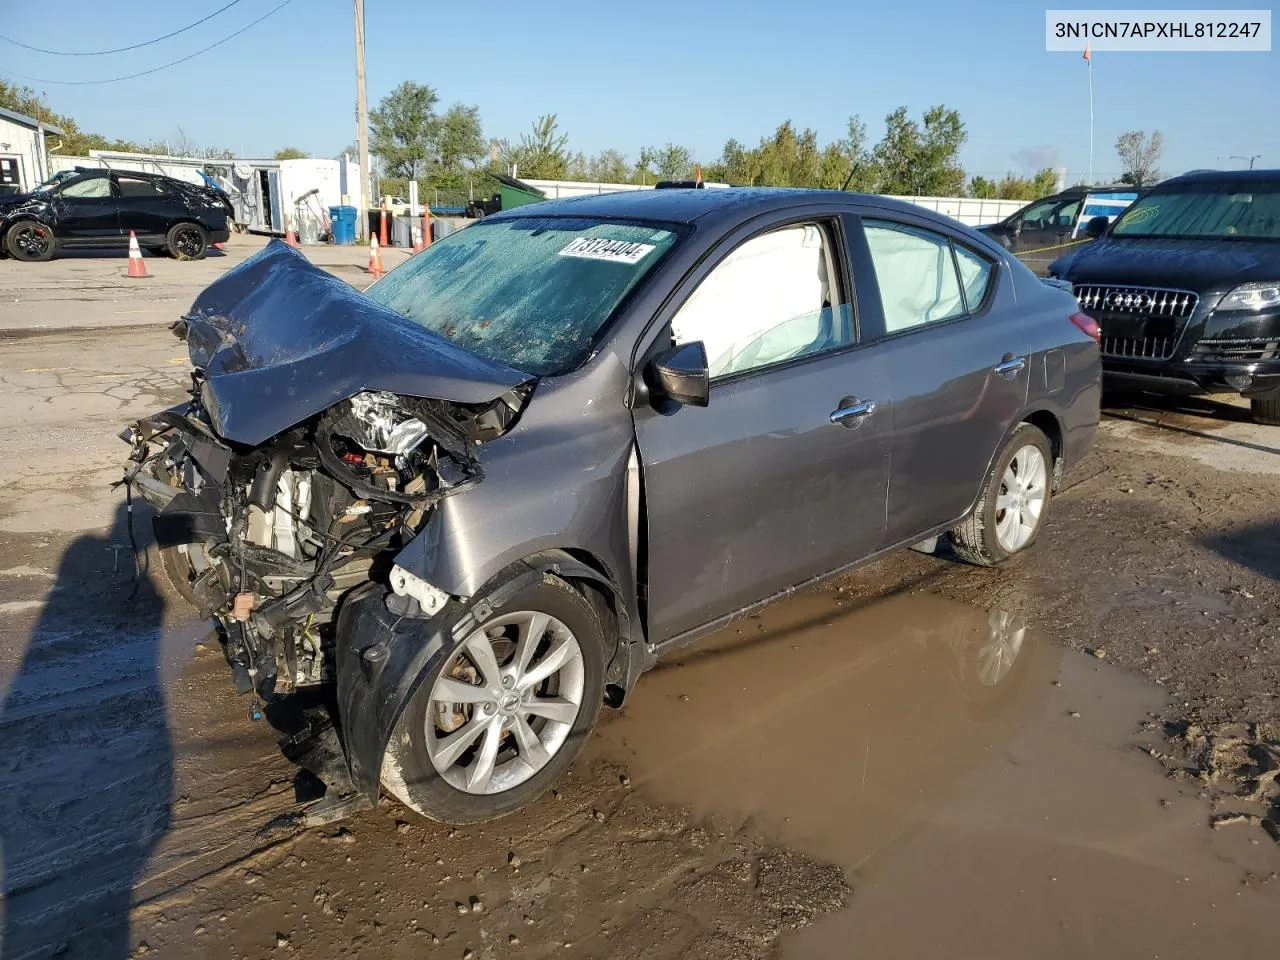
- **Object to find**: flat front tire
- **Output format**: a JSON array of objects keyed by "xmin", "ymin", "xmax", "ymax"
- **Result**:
[
  {"xmin": 948, "ymin": 423, "xmax": 1053, "ymax": 567},
  {"xmin": 381, "ymin": 575, "xmax": 606, "ymax": 824}
]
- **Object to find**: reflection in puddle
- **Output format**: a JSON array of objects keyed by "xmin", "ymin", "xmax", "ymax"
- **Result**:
[{"xmin": 596, "ymin": 591, "xmax": 1280, "ymax": 959}]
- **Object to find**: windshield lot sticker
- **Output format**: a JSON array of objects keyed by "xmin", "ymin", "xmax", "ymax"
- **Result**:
[{"xmin": 558, "ymin": 237, "xmax": 655, "ymax": 264}]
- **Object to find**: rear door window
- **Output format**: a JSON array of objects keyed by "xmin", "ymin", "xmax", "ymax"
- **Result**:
[
  {"xmin": 862, "ymin": 220, "xmax": 995, "ymax": 335},
  {"xmin": 116, "ymin": 175, "xmax": 169, "ymax": 199}
]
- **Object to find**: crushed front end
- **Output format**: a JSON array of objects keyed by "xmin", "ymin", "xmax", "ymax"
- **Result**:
[{"xmin": 122, "ymin": 375, "xmax": 506, "ymax": 704}]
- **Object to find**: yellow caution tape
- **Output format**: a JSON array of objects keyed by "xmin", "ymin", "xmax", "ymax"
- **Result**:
[{"xmin": 1016, "ymin": 237, "xmax": 1094, "ymax": 257}]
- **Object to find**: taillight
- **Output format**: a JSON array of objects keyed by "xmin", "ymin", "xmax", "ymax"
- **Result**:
[{"xmin": 1069, "ymin": 312, "xmax": 1101, "ymax": 343}]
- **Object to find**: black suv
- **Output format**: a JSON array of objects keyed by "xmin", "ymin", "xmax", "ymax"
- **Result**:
[
  {"xmin": 0, "ymin": 168, "xmax": 232, "ymax": 262},
  {"xmin": 1049, "ymin": 170, "xmax": 1280, "ymax": 424}
]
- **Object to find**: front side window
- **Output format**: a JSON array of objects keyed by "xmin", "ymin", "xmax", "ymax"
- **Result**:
[
  {"xmin": 670, "ymin": 223, "xmax": 852, "ymax": 379},
  {"xmin": 1111, "ymin": 182, "xmax": 1280, "ymax": 240},
  {"xmin": 864, "ymin": 221, "xmax": 967, "ymax": 333},
  {"xmin": 1016, "ymin": 198, "xmax": 1059, "ymax": 228},
  {"xmin": 365, "ymin": 216, "xmax": 680, "ymax": 377},
  {"xmin": 58, "ymin": 175, "xmax": 112, "ymax": 199}
]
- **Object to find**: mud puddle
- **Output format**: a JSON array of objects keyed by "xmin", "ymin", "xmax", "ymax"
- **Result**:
[{"xmin": 594, "ymin": 589, "xmax": 1280, "ymax": 959}]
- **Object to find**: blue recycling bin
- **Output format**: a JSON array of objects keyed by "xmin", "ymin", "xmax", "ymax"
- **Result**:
[{"xmin": 328, "ymin": 205, "xmax": 357, "ymax": 245}]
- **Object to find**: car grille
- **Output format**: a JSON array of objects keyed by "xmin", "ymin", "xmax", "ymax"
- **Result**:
[
  {"xmin": 1073, "ymin": 284, "xmax": 1199, "ymax": 361},
  {"xmin": 1099, "ymin": 335, "xmax": 1179, "ymax": 360},
  {"xmin": 1191, "ymin": 338, "xmax": 1280, "ymax": 362},
  {"xmin": 1073, "ymin": 285, "xmax": 1199, "ymax": 319}
]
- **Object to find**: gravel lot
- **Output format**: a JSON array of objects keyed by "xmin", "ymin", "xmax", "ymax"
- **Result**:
[{"xmin": 1, "ymin": 243, "xmax": 1277, "ymax": 960}]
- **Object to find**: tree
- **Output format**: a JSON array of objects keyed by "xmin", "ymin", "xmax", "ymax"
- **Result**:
[
  {"xmin": 639, "ymin": 143, "xmax": 693, "ymax": 180},
  {"xmin": 969, "ymin": 175, "xmax": 998, "ymax": 199},
  {"xmin": 274, "ymin": 147, "xmax": 308, "ymax": 160},
  {"xmin": 1115, "ymin": 130, "xmax": 1163, "ymax": 186},
  {"xmin": 871, "ymin": 105, "xmax": 967, "ymax": 196},
  {"xmin": 504, "ymin": 114, "xmax": 571, "ymax": 180},
  {"xmin": 370, "ymin": 81, "xmax": 441, "ymax": 180},
  {"xmin": 434, "ymin": 104, "xmax": 484, "ymax": 183},
  {"xmin": 585, "ymin": 149, "xmax": 630, "ymax": 183}
]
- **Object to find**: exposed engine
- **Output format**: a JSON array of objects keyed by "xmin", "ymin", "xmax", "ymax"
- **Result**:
[{"xmin": 123, "ymin": 374, "xmax": 524, "ymax": 701}]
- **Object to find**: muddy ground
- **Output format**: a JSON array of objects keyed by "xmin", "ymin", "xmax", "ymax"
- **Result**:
[{"xmin": 1, "ymin": 313, "xmax": 1279, "ymax": 960}]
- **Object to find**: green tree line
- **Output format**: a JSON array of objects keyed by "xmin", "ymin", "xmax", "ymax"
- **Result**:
[{"xmin": 3, "ymin": 78, "xmax": 1063, "ymax": 201}]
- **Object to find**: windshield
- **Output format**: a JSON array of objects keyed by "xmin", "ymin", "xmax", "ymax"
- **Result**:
[
  {"xmin": 365, "ymin": 215, "xmax": 681, "ymax": 376},
  {"xmin": 1111, "ymin": 182, "xmax": 1280, "ymax": 240},
  {"xmin": 29, "ymin": 171, "xmax": 76, "ymax": 195}
]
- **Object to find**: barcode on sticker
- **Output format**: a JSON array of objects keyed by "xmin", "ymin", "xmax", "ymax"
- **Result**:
[{"xmin": 558, "ymin": 237, "xmax": 655, "ymax": 264}]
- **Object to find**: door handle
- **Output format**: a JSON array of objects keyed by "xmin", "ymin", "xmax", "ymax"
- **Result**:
[
  {"xmin": 993, "ymin": 356, "xmax": 1026, "ymax": 379},
  {"xmin": 830, "ymin": 398, "xmax": 878, "ymax": 425}
]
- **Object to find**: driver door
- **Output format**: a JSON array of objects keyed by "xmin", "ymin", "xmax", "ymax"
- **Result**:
[
  {"xmin": 633, "ymin": 218, "xmax": 891, "ymax": 645},
  {"xmin": 52, "ymin": 172, "xmax": 121, "ymax": 242}
]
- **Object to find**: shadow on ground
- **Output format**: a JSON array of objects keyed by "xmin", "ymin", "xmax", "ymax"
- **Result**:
[
  {"xmin": 1202, "ymin": 520, "xmax": 1280, "ymax": 580},
  {"xmin": 0, "ymin": 504, "xmax": 170, "ymax": 960}
]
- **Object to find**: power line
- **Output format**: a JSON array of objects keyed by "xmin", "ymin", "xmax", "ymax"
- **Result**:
[
  {"xmin": 1, "ymin": 0, "xmax": 293, "ymax": 85},
  {"xmin": 0, "ymin": 0, "xmax": 248, "ymax": 56}
]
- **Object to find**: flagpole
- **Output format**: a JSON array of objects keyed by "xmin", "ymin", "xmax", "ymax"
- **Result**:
[{"xmin": 1087, "ymin": 56, "xmax": 1094, "ymax": 185}]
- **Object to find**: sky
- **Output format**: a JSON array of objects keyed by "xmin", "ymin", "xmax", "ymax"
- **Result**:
[{"xmin": 1, "ymin": 0, "xmax": 1277, "ymax": 183}]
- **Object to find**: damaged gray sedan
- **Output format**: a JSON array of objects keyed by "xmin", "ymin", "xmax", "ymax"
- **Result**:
[{"xmin": 122, "ymin": 187, "xmax": 1100, "ymax": 823}]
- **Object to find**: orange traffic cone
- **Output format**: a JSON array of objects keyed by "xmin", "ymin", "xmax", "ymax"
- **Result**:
[
  {"xmin": 126, "ymin": 231, "xmax": 148, "ymax": 278},
  {"xmin": 368, "ymin": 234, "xmax": 384, "ymax": 278},
  {"xmin": 379, "ymin": 208, "xmax": 389, "ymax": 247},
  {"xmin": 421, "ymin": 204, "xmax": 432, "ymax": 250},
  {"xmin": 285, "ymin": 222, "xmax": 300, "ymax": 248}
]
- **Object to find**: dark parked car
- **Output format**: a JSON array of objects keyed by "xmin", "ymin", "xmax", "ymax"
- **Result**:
[
  {"xmin": 121, "ymin": 188, "xmax": 1100, "ymax": 822},
  {"xmin": 0, "ymin": 168, "xmax": 232, "ymax": 262},
  {"xmin": 980, "ymin": 185, "xmax": 1137, "ymax": 274},
  {"xmin": 1049, "ymin": 169, "xmax": 1280, "ymax": 424}
]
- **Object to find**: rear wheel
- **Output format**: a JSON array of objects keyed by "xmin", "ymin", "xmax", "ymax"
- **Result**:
[
  {"xmin": 166, "ymin": 222, "xmax": 208, "ymax": 260},
  {"xmin": 382, "ymin": 576, "xmax": 605, "ymax": 823},
  {"xmin": 949, "ymin": 423, "xmax": 1053, "ymax": 567},
  {"xmin": 5, "ymin": 221, "xmax": 55, "ymax": 262},
  {"xmin": 1250, "ymin": 390, "xmax": 1280, "ymax": 426}
]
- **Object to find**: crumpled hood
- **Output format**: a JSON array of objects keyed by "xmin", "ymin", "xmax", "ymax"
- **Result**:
[
  {"xmin": 182, "ymin": 240, "xmax": 533, "ymax": 446},
  {"xmin": 1052, "ymin": 236, "xmax": 1280, "ymax": 290}
]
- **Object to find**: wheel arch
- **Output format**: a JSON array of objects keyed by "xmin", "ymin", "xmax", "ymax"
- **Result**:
[{"xmin": 335, "ymin": 549, "xmax": 640, "ymax": 803}]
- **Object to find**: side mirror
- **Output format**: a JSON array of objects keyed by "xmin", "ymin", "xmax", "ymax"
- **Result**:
[
  {"xmin": 1082, "ymin": 215, "xmax": 1110, "ymax": 239},
  {"xmin": 1010, "ymin": 218, "xmax": 1023, "ymax": 235},
  {"xmin": 649, "ymin": 341, "xmax": 709, "ymax": 408}
]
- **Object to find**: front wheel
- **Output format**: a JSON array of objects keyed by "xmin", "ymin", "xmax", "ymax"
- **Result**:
[
  {"xmin": 166, "ymin": 222, "xmax": 208, "ymax": 260},
  {"xmin": 948, "ymin": 423, "xmax": 1053, "ymax": 567},
  {"xmin": 5, "ymin": 221, "xmax": 55, "ymax": 261},
  {"xmin": 1250, "ymin": 390, "xmax": 1280, "ymax": 426},
  {"xmin": 382, "ymin": 576, "xmax": 606, "ymax": 824}
]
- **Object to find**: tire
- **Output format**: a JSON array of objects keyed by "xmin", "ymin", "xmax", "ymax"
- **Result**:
[
  {"xmin": 166, "ymin": 222, "xmax": 208, "ymax": 260},
  {"xmin": 948, "ymin": 422, "xmax": 1053, "ymax": 567},
  {"xmin": 382, "ymin": 575, "xmax": 606, "ymax": 824},
  {"xmin": 4, "ymin": 220, "xmax": 56, "ymax": 262},
  {"xmin": 1250, "ymin": 390, "xmax": 1280, "ymax": 426}
]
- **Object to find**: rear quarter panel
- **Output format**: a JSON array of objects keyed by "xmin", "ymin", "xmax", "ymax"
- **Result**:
[{"xmin": 1011, "ymin": 266, "xmax": 1101, "ymax": 472}]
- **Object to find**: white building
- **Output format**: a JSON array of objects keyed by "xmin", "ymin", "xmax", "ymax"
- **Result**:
[{"xmin": 0, "ymin": 107, "xmax": 64, "ymax": 195}]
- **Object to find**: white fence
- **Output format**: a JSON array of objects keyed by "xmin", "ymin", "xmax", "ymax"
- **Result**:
[{"xmin": 521, "ymin": 177, "xmax": 1024, "ymax": 227}]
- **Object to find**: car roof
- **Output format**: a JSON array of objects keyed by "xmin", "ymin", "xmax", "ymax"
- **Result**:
[
  {"xmin": 493, "ymin": 186, "xmax": 963, "ymax": 230},
  {"xmin": 1154, "ymin": 168, "xmax": 1280, "ymax": 187}
]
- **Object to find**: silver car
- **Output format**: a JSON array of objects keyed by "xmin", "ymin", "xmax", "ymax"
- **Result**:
[{"xmin": 122, "ymin": 186, "xmax": 1101, "ymax": 823}]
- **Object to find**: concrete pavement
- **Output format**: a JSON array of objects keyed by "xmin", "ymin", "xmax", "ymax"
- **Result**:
[{"xmin": 0, "ymin": 232, "xmax": 416, "ymax": 335}]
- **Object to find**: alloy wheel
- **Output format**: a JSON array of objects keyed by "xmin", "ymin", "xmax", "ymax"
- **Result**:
[
  {"xmin": 172, "ymin": 226, "xmax": 204, "ymax": 259},
  {"xmin": 13, "ymin": 224, "xmax": 52, "ymax": 259},
  {"xmin": 425, "ymin": 611, "xmax": 585, "ymax": 795},
  {"xmin": 993, "ymin": 445, "xmax": 1047, "ymax": 552}
]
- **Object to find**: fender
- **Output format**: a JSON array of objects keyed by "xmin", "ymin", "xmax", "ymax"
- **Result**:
[{"xmin": 334, "ymin": 552, "xmax": 641, "ymax": 802}]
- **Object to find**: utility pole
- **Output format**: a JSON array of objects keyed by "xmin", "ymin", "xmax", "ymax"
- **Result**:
[
  {"xmin": 354, "ymin": 0, "xmax": 370, "ymax": 239},
  {"xmin": 1230, "ymin": 154, "xmax": 1262, "ymax": 170}
]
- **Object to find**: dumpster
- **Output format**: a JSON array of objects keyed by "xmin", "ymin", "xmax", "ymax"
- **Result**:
[{"xmin": 329, "ymin": 206, "xmax": 357, "ymax": 245}]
